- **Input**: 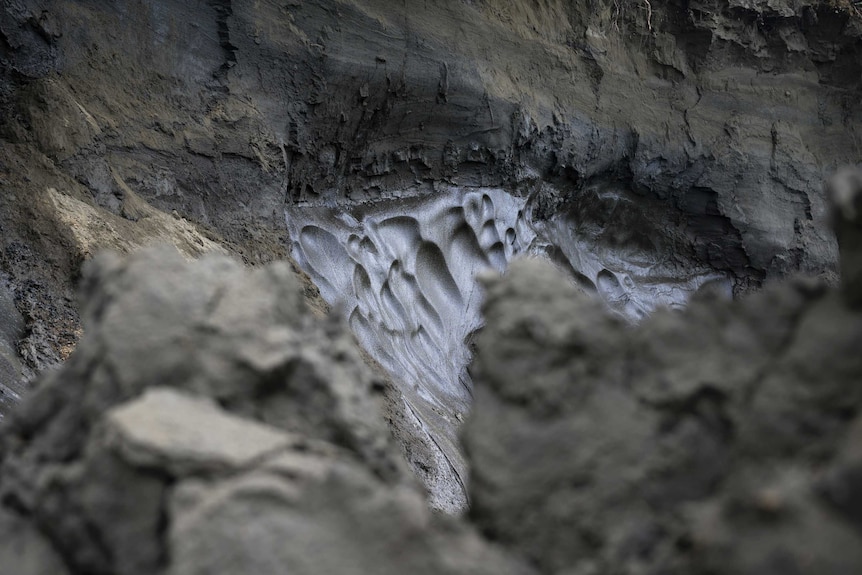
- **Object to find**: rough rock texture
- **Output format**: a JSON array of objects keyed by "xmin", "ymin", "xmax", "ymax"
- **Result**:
[
  {"xmin": 1, "ymin": 0, "xmax": 860, "ymax": 408},
  {"xmin": 0, "ymin": 274, "xmax": 26, "ymax": 412},
  {"xmin": 2, "ymin": 0, "xmax": 862, "ymax": 569},
  {"xmin": 462, "ymin": 169, "xmax": 862, "ymax": 574},
  {"xmin": 0, "ymin": 247, "xmax": 529, "ymax": 575}
]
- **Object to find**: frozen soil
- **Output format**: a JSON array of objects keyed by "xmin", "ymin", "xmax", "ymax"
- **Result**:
[{"xmin": 1, "ymin": 1, "xmax": 862, "ymax": 572}]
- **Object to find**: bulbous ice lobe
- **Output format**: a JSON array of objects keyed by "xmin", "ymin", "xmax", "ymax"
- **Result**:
[{"xmin": 289, "ymin": 189, "xmax": 531, "ymax": 417}]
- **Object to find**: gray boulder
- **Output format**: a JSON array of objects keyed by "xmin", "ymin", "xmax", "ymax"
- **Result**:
[
  {"xmin": 464, "ymin": 232, "xmax": 862, "ymax": 574},
  {"xmin": 0, "ymin": 247, "xmax": 529, "ymax": 575}
]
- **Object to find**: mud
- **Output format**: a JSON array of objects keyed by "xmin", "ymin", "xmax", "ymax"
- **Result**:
[
  {"xmin": 0, "ymin": 247, "xmax": 530, "ymax": 575},
  {"xmin": 1, "ymin": 0, "xmax": 862, "ymax": 572},
  {"xmin": 1, "ymin": 0, "xmax": 860, "ymax": 400}
]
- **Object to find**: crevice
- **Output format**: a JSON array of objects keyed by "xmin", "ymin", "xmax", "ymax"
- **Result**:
[{"xmin": 208, "ymin": 0, "xmax": 237, "ymax": 79}]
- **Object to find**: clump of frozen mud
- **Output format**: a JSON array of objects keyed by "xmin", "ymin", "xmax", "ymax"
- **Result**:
[
  {"xmin": 464, "ymin": 168, "xmax": 862, "ymax": 574},
  {"xmin": 0, "ymin": 247, "xmax": 529, "ymax": 575}
]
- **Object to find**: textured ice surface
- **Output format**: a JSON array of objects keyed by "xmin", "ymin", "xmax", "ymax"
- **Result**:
[
  {"xmin": 288, "ymin": 189, "xmax": 533, "ymax": 416},
  {"xmin": 286, "ymin": 185, "xmax": 729, "ymax": 509},
  {"xmin": 532, "ymin": 200, "xmax": 732, "ymax": 321}
]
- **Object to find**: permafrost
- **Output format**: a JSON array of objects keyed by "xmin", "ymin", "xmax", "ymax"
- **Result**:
[
  {"xmin": 288, "ymin": 189, "xmax": 532, "ymax": 411},
  {"xmin": 286, "ymin": 186, "xmax": 730, "ymax": 510}
]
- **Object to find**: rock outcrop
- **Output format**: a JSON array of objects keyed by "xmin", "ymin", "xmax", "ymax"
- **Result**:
[
  {"xmin": 0, "ymin": 247, "xmax": 529, "ymax": 575},
  {"xmin": 1, "ymin": 0, "xmax": 860, "ymax": 407},
  {"xmin": 463, "ymin": 169, "xmax": 862, "ymax": 574},
  {"xmin": 2, "ymin": 0, "xmax": 862, "ymax": 570}
]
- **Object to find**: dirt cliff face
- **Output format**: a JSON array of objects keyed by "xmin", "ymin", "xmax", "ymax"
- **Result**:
[
  {"xmin": 1, "ymin": 0, "xmax": 861, "ymax": 518},
  {"xmin": 0, "ymin": 247, "xmax": 533, "ymax": 575}
]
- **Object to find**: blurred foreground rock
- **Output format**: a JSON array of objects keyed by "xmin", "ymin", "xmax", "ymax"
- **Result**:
[
  {"xmin": 465, "ymin": 169, "xmax": 862, "ymax": 574},
  {"xmin": 0, "ymin": 248, "xmax": 528, "ymax": 575}
]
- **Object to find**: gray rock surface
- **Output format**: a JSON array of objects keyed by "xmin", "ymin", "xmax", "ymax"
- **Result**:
[
  {"xmin": 105, "ymin": 388, "xmax": 295, "ymax": 476},
  {"xmin": 0, "ymin": 0, "xmax": 860, "ymax": 512},
  {"xmin": 0, "ymin": 0, "xmax": 860, "ymax": 407},
  {"xmin": 0, "ymin": 246, "xmax": 530, "ymax": 575},
  {"xmin": 0, "ymin": 507, "xmax": 69, "ymax": 575},
  {"xmin": 463, "ymin": 212, "xmax": 862, "ymax": 573},
  {"xmin": 1, "ymin": 1, "xmax": 862, "ymax": 572}
]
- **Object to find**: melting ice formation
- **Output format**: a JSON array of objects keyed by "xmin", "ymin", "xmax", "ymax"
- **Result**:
[
  {"xmin": 286, "ymin": 186, "xmax": 728, "ymax": 509},
  {"xmin": 287, "ymin": 189, "xmax": 532, "ymax": 419}
]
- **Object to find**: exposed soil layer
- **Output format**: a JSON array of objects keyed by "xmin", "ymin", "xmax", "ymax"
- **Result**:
[
  {"xmin": 1, "ymin": 1, "xmax": 862, "ymax": 567},
  {"xmin": 0, "ymin": 247, "xmax": 532, "ymax": 575},
  {"xmin": 1, "ymin": 0, "xmax": 860, "ymax": 397}
]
